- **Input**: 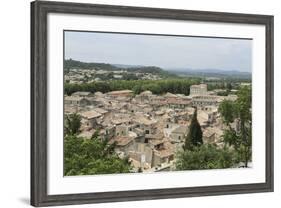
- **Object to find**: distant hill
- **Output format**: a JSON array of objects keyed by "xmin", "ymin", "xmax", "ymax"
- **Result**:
[
  {"xmin": 64, "ymin": 59, "xmax": 250, "ymax": 79},
  {"xmin": 113, "ymin": 64, "xmax": 144, "ymax": 68},
  {"xmin": 64, "ymin": 59, "xmax": 174, "ymax": 76},
  {"xmin": 64, "ymin": 59, "xmax": 118, "ymax": 71},
  {"xmin": 167, "ymin": 68, "xmax": 251, "ymax": 79}
]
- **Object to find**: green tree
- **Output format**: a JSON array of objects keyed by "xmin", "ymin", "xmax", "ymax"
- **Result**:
[
  {"xmin": 64, "ymin": 133, "xmax": 132, "ymax": 176},
  {"xmin": 183, "ymin": 108, "xmax": 203, "ymax": 150},
  {"xmin": 63, "ymin": 114, "xmax": 131, "ymax": 175},
  {"xmin": 64, "ymin": 79, "xmax": 200, "ymax": 96},
  {"xmin": 64, "ymin": 113, "xmax": 81, "ymax": 135},
  {"xmin": 219, "ymin": 86, "xmax": 252, "ymax": 167},
  {"xmin": 176, "ymin": 144, "xmax": 237, "ymax": 170},
  {"xmin": 226, "ymin": 82, "xmax": 232, "ymax": 91}
]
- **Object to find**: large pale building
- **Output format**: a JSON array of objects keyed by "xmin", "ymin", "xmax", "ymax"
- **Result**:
[{"xmin": 190, "ymin": 84, "xmax": 207, "ymax": 96}]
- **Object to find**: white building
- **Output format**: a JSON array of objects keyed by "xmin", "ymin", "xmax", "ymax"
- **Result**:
[{"xmin": 190, "ymin": 84, "xmax": 207, "ymax": 96}]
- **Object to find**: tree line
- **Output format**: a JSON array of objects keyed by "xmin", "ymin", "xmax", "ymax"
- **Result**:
[{"xmin": 65, "ymin": 79, "xmax": 201, "ymax": 96}]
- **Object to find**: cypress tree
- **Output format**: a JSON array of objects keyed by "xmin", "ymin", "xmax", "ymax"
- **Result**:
[{"xmin": 184, "ymin": 108, "xmax": 203, "ymax": 151}]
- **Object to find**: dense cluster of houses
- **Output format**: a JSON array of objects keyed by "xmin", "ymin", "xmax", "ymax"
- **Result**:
[
  {"xmin": 64, "ymin": 84, "xmax": 238, "ymax": 172},
  {"xmin": 65, "ymin": 68, "xmax": 162, "ymax": 83}
]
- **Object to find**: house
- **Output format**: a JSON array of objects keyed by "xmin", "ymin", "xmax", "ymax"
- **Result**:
[
  {"xmin": 78, "ymin": 129, "xmax": 96, "ymax": 139},
  {"xmin": 135, "ymin": 90, "xmax": 153, "ymax": 103},
  {"xmin": 203, "ymin": 128, "xmax": 216, "ymax": 143},
  {"xmin": 190, "ymin": 84, "xmax": 207, "ymax": 96},
  {"xmin": 152, "ymin": 142, "xmax": 175, "ymax": 167},
  {"xmin": 71, "ymin": 91, "xmax": 93, "ymax": 97},
  {"xmin": 166, "ymin": 97, "xmax": 191, "ymax": 109},
  {"xmin": 170, "ymin": 125, "xmax": 188, "ymax": 143},
  {"xmin": 203, "ymin": 127, "xmax": 223, "ymax": 144},
  {"xmin": 109, "ymin": 136, "xmax": 135, "ymax": 157},
  {"xmin": 115, "ymin": 125, "xmax": 129, "ymax": 137},
  {"xmin": 93, "ymin": 107, "xmax": 108, "ymax": 115},
  {"xmin": 107, "ymin": 90, "xmax": 133, "ymax": 97},
  {"xmin": 191, "ymin": 95, "xmax": 219, "ymax": 107},
  {"xmin": 65, "ymin": 96, "xmax": 90, "ymax": 106},
  {"xmin": 134, "ymin": 116, "xmax": 157, "ymax": 135},
  {"xmin": 79, "ymin": 110, "xmax": 102, "ymax": 129},
  {"xmin": 129, "ymin": 143, "xmax": 153, "ymax": 169}
]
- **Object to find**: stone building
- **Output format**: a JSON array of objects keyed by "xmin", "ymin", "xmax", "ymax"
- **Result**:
[
  {"xmin": 170, "ymin": 125, "xmax": 188, "ymax": 143},
  {"xmin": 190, "ymin": 84, "xmax": 207, "ymax": 96},
  {"xmin": 65, "ymin": 96, "xmax": 90, "ymax": 106},
  {"xmin": 79, "ymin": 110, "xmax": 102, "ymax": 129},
  {"xmin": 107, "ymin": 90, "xmax": 133, "ymax": 98}
]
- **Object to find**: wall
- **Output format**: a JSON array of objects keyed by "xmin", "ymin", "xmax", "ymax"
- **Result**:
[{"xmin": 0, "ymin": 0, "xmax": 280, "ymax": 207}]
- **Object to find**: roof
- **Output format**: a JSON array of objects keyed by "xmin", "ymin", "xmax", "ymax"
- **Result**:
[
  {"xmin": 203, "ymin": 129, "xmax": 216, "ymax": 137},
  {"xmin": 171, "ymin": 125, "xmax": 188, "ymax": 134},
  {"xmin": 140, "ymin": 90, "xmax": 153, "ymax": 95},
  {"xmin": 78, "ymin": 129, "xmax": 96, "ymax": 139},
  {"xmin": 190, "ymin": 84, "xmax": 207, "ymax": 89},
  {"xmin": 65, "ymin": 96, "xmax": 85, "ymax": 101},
  {"xmin": 164, "ymin": 92, "xmax": 178, "ymax": 98},
  {"xmin": 166, "ymin": 98, "xmax": 191, "ymax": 105},
  {"xmin": 156, "ymin": 149, "xmax": 174, "ymax": 158},
  {"xmin": 94, "ymin": 107, "xmax": 108, "ymax": 114},
  {"xmin": 145, "ymin": 133, "xmax": 164, "ymax": 140},
  {"xmin": 80, "ymin": 110, "xmax": 102, "ymax": 119},
  {"xmin": 155, "ymin": 110, "xmax": 165, "ymax": 115},
  {"xmin": 149, "ymin": 139, "xmax": 164, "ymax": 146},
  {"xmin": 94, "ymin": 91, "xmax": 104, "ymax": 96},
  {"xmin": 64, "ymin": 106, "xmax": 77, "ymax": 114},
  {"xmin": 107, "ymin": 90, "xmax": 133, "ymax": 95},
  {"xmin": 109, "ymin": 136, "xmax": 133, "ymax": 146},
  {"xmin": 134, "ymin": 117, "xmax": 157, "ymax": 126},
  {"xmin": 72, "ymin": 91, "xmax": 92, "ymax": 97}
]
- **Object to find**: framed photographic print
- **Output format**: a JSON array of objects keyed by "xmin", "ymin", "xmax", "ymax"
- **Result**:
[{"xmin": 31, "ymin": 0, "xmax": 274, "ymax": 207}]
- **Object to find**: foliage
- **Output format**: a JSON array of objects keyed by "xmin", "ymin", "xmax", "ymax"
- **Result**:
[
  {"xmin": 64, "ymin": 134, "xmax": 132, "ymax": 176},
  {"xmin": 176, "ymin": 144, "xmax": 238, "ymax": 170},
  {"xmin": 226, "ymin": 82, "xmax": 232, "ymax": 91},
  {"xmin": 218, "ymin": 86, "xmax": 252, "ymax": 167},
  {"xmin": 64, "ymin": 113, "xmax": 132, "ymax": 176},
  {"xmin": 217, "ymin": 91, "xmax": 229, "ymax": 96},
  {"xmin": 64, "ymin": 59, "xmax": 119, "ymax": 71},
  {"xmin": 183, "ymin": 108, "xmax": 203, "ymax": 151},
  {"xmin": 64, "ymin": 113, "xmax": 81, "ymax": 135},
  {"xmin": 64, "ymin": 79, "xmax": 200, "ymax": 96}
]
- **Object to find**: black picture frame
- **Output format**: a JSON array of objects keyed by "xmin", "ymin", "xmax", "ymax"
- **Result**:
[{"xmin": 31, "ymin": 0, "xmax": 274, "ymax": 207}]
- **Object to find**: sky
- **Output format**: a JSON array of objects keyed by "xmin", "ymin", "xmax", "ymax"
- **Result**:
[{"xmin": 64, "ymin": 31, "xmax": 252, "ymax": 72}]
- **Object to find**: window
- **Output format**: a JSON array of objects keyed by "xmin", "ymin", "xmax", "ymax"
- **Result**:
[{"xmin": 145, "ymin": 130, "xmax": 150, "ymax": 134}]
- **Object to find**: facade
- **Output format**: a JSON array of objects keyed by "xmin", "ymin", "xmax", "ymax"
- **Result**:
[
  {"xmin": 64, "ymin": 96, "xmax": 90, "ymax": 106},
  {"xmin": 71, "ymin": 91, "xmax": 93, "ymax": 97},
  {"xmin": 192, "ymin": 95, "xmax": 220, "ymax": 106},
  {"xmin": 170, "ymin": 125, "xmax": 188, "ymax": 143},
  {"xmin": 79, "ymin": 110, "xmax": 102, "ymax": 129},
  {"xmin": 190, "ymin": 84, "xmax": 208, "ymax": 96}
]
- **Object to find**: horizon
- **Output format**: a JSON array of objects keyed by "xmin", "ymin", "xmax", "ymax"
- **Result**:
[
  {"xmin": 65, "ymin": 58, "xmax": 252, "ymax": 73},
  {"xmin": 65, "ymin": 31, "xmax": 252, "ymax": 73}
]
